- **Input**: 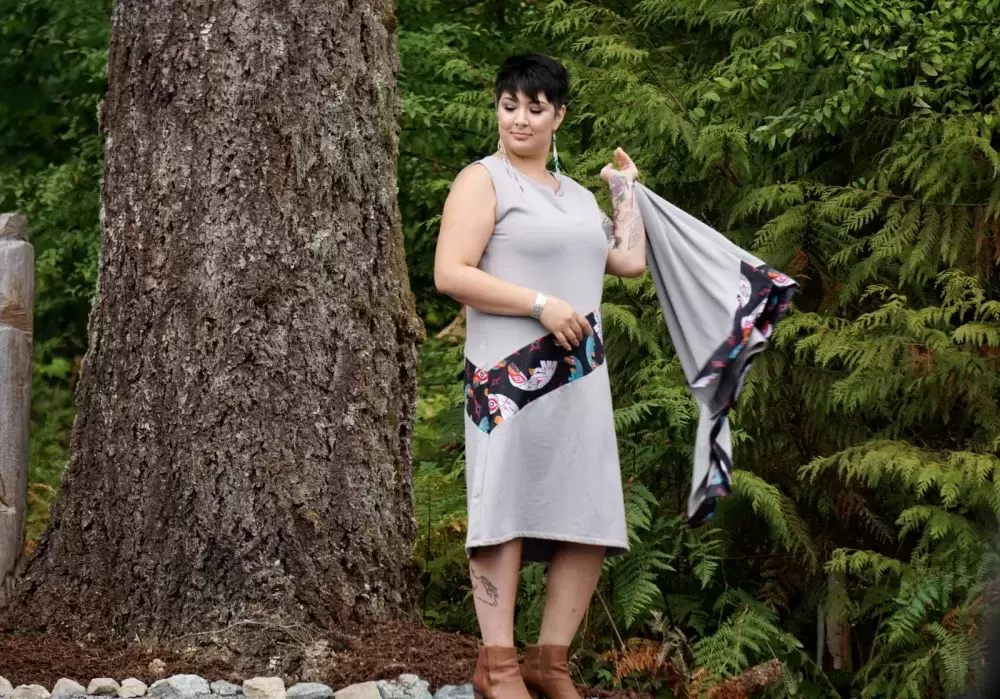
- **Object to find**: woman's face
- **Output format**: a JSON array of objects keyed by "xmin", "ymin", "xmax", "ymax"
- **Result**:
[{"xmin": 497, "ymin": 90, "xmax": 565, "ymax": 159}]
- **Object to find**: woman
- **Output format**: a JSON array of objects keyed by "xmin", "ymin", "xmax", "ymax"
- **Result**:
[{"xmin": 434, "ymin": 53, "xmax": 647, "ymax": 699}]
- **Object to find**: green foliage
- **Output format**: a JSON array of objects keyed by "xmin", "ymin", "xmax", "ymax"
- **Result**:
[
  {"xmin": 410, "ymin": 0, "xmax": 1000, "ymax": 696},
  {"xmin": 1, "ymin": 0, "xmax": 108, "ymax": 542},
  {"xmin": 692, "ymin": 590, "xmax": 805, "ymax": 686},
  {"xmin": 608, "ymin": 484, "xmax": 677, "ymax": 629},
  {"xmin": 0, "ymin": 0, "xmax": 108, "ymax": 359},
  {"xmin": 411, "ymin": 333, "xmax": 474, "ymax": 630},
  {"xmin": 13, "ymin": 0, "xmax": 1000, "ymax": 695},
  {"xmin": 397, "ymin": 0, "xmax": 547, "ymax": 327}
]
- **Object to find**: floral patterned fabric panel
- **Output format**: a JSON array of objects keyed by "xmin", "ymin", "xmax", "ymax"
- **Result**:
[
  {"xmin": 465, "ymin": 309, "xmax": 605, "ymax": 434},
  {"xmin": 685, "ymin": 261, "xmax": 798, "ymax": 527},
  {"xmin": 690, "ymin": 261, "xmax": 797, "ymax": 393}
]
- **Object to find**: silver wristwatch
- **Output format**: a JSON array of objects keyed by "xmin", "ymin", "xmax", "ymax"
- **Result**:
[{"xmin": 531, "ymin": 292, "xmax": 547, "ymax": 320}]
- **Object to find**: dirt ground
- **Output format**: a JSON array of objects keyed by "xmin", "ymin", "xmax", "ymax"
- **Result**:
[{"xmin": 0, "ymin": 622, "xmax": 649, "ymax": 699}]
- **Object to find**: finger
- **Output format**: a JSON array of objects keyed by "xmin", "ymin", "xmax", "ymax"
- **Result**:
[
  {"xmin": 554, "ymin": 332, "xmax": 572, "ymax": 352},
  {"xmin": 566, "ymin": 320, "xmax": 583, "ymax": 346},
  {"xmin": 579, "ymin": 315, "xmax": 594, "ymax": 336},
  {"xmin": 561, "ymin": 323, "xmax": 579, "ymax": 347}
]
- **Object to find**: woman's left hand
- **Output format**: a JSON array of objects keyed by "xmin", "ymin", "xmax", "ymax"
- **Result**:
[{"xmin": 600, "ymin": 147, "xmax": 639, "ymax": 185}]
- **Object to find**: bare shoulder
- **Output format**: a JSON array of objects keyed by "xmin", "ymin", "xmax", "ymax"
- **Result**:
[
  {"xmin": 444, "ymin": 162, "xmax": 497, "ymax": 223},
  {"xmin": 450, "ymin": 161, "xmax": 496, "ymax": 198}
]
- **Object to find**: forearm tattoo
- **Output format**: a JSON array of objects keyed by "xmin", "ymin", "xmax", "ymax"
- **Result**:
[
  {"xmin": 609, "ymin": 174, "xmax": 644, "ymax": 250},
  {"xmin": 471, "ymin": 570, "xmax": 500, "ymax": 607},
  {"xmin": 602, "ymin": 213, "xmax": 622, "ymax": 249}
]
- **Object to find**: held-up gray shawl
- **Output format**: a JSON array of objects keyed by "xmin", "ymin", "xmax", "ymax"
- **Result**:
[{"xmin": 633, "ymin": 184, "xmax": 799, "ymax": 526}]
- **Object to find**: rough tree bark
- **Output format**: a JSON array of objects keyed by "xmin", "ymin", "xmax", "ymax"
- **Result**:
[{"xmin": 7, "ymin": 0, "xmax": 422, "ymax": 651}]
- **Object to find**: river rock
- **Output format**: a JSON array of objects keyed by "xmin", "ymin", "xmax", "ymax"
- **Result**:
[
  {"xmin": 12, "ymin": 686, "xmax": 50, "ymax": 699},
  {"xmin": 375, "ymin": 675, "xmax": 431, "ymax": 699},
  {"xmin": 50, "ymin": 679, "xmax": 86, "ymax": 697},
  {"xmin": 242, "ymin": 678, "xmax": 284, "ymax": 699},
  {"xmin": 332, "ymin": 684, "xmax": 379, "ymax": 699},
  {"xmin": 149, "ymin": 675, "xmax": 211, "ymax": 699},
  {"xmin": 286, "ymin": 684, "xmax": 332, "ymax": 699},
  {"xmin": 88, "ymin": 679, "xmax": 120, "ymax": 696},
  {"xmin": 210, "ymin": 681, "xmax": 241, "ymax": 696},
  {"xmin": 432, "ymin": 687, "xmax": 472, "ymax": 699},
  {"xmin": 119, "ymin": 679, "xmax": 148, "ymax": 698}
]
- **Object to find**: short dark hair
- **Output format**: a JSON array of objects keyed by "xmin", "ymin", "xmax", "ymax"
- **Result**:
[{"xmin": 494, "ymin": 54, "xmax": 570, "ymax": 110}]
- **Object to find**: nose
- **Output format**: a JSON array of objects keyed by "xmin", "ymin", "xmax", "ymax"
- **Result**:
[{"xmin": 513, "ymin": 107, "xmax": 529, "ymax": 127}]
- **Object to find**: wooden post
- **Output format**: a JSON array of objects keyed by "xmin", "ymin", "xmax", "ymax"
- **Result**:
[
  {"xmin": 816, "ymin": 600, "xmax": 825, "ymax": 667},
  {"xmin": 0, "ymin": 213, "xmax": 32, "ymax": 608},
  {"xmin": 826, "ymin": 569, "xmax": 853, "ymax": 671}
]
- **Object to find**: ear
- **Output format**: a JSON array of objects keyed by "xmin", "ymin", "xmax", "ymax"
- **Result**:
[{"xmin": 554, "ymin": 104, "xmax": 567, "ymax": 130}]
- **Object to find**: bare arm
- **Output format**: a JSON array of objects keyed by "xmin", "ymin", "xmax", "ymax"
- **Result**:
[
  {"xmin": 601, "ymin": 150, "xmax": 647, "ymax": 278},
  {"xmin": 434, "ymin": 164, "xmax": 592, "ymax": 350},
  {"xmin": 433, "ymin": 164, "xmax": 536, "ymax": 316}
]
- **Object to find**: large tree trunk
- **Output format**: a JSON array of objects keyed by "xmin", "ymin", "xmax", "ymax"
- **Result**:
[{"xmin": 7, "ymin": 0, "xmax": 421, "ymax": 650}]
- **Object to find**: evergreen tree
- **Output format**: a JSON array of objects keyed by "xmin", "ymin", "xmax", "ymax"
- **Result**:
[
  {"xmin": 535, "ymin": 1, "xmax": 1000, "ymax": 695},
  {"xmin": 411, "ymin": 1, "xmax": 1000, "ymax": 696},
  {"xmin": 7, "ymin": 0, "xmax": 1000, "ymax": 694}
]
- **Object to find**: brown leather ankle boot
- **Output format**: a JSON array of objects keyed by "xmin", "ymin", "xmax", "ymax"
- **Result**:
[
  {"xmin": 520, "ymin": 645, "xmax": 582, "ymax": 699},
  {"xmin": 473, "ymin": 645, "xmax": 532, "ymax": 699}
]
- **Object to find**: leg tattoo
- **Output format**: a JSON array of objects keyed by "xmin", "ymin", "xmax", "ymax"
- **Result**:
[{"xmin": 471, "ymin": 569, "xmax": 501, "ymax": 607}]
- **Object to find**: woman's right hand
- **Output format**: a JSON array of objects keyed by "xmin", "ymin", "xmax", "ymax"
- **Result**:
[{"xmin": 539, "ymin": 296, "xmax": 593, "ymax": 351}]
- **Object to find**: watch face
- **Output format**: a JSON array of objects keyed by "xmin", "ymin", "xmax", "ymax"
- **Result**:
[{"xmin": 532, "ymin": 293, "xmax": 546, "ymax": 319}]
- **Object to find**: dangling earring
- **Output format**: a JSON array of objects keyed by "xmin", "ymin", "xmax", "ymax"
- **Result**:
[
  {"xmin": 497, "ymin": 136, "xmax": 524, "ymax": 192},
  {"xmin": 551, "ymin": 132, "xmax": 562, "ymax": 174}
]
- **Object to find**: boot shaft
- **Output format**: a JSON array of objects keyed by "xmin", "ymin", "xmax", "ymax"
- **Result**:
[
  {"xmin": 473, "ymin": 646, "xmax": 532, "ymax": 699},
  {"xmin": 520, "ymin": 645, "xmax": 580, "ymax": 699}
]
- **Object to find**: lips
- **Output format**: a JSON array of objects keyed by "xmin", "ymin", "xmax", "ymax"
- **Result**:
[{"xmin": 511, "ymin": 133, "xmax": 531, "ymax": 140}]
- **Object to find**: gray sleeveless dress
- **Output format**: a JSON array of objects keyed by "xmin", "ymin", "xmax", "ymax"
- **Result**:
[{"xmin": 463, "ymin": 154, "xmax": 628, "ymax": 563}]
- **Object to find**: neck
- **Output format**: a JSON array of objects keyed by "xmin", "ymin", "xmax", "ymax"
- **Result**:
[{"xmin": 504, "ymin": 149, "xmax": 551, "ymax": 177}]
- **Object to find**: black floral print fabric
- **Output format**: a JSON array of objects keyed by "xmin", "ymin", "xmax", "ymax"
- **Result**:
[
  {"xmin": 690, "ymin": 260, "xmax": 797, "ymax": 392},
  {"xmin": 685, "ymin": 260, "xmax": 798, "ymax": 527},
  {"xmin": 465, "ymin": 309, "xmax": 605, "ymax": 434}
]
